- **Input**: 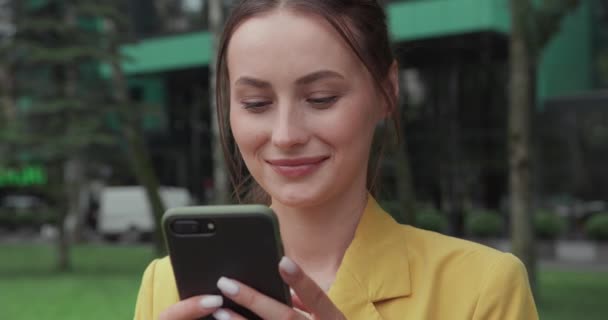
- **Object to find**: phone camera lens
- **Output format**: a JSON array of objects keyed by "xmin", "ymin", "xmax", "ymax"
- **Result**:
[{"xmin": 171, "ymin": 220, "xmax": 200, "ymax": 234}]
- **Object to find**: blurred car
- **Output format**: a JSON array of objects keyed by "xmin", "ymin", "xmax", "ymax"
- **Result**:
[{"xmin": 97, "ymin": 186, "xmax": 192, "ymax": 242}]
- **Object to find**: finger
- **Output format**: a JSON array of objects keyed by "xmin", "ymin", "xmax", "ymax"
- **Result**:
[
  {"xmin": 216, "ymin": 277, "xmax": 306, "ymax": 320},
  {"xmin": 212, "ymin": 308, "xmax": 246, "ymax": 320},
  {"xmin": 279, "ymin": 257, "xmax": 342, "ymax": 319},
  {"xmin": 294, "ymin": 308, "xmax": 313, "ymax": 319},
  {"xmin": 291, "ymin": 291, "xmax": 309, "ymax": 313},
  {"xmin": 158, "ymin": 295, "xmax": 222, "ymax": 320}
]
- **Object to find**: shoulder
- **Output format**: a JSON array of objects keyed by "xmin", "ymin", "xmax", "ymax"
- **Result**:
[
  {"xmin": 398, "ymin": 225, "xmax": 537, "ymax": 318},
  {"xmin": 400, "ymin": 225, "xmax": 506, "ymax": 267},
  {"xmin": 147, "ymin": 256, "xmax": 177, "ymax": 294},
  {"xmin": 154, "ymin": 255, "xmax": 175, "ymax": 275},
  {"xmin": 399, "ymin": 225, "xmax": 524, "ymax": 292},
  {"xmin": 140, "ymin": 256, "xmax": 175, "ymax": 285},
  {"xmin": 134, "ymin": 256, "xmax": 179, "ymax": 320}
]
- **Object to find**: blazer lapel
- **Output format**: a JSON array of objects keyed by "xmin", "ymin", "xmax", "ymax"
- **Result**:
[{"xmin": 328, "ymin": 195, "xmax": 412, "ymax": 319}]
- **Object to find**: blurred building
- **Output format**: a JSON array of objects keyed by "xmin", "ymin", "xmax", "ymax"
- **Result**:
[{"xmin": 103, "ymin": 0, "xmax": 605, "ymax": 206}]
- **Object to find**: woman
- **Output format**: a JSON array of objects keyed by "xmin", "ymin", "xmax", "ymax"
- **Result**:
[{"xmin": 134, "ymin": 1, "xmax": 539, "ymax": 319}]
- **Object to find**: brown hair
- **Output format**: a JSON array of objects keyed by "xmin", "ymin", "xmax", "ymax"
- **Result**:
[{"xmin": 216, "ymin": 0, "xmax": 400, "ymax": 204}]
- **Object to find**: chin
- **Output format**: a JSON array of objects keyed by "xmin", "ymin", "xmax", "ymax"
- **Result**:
[{"xmin": 269, "ymin": 185, "xmax": 329, "ymax": 208}]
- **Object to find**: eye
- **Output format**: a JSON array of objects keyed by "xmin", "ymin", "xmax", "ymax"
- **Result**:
[
  {"xmin": 307, "ymin": 96, "xmax": 339, "ymax": 108},
  {"xmin": 242, "ymin": 100, "xmax": 271, "ymax": 112}
]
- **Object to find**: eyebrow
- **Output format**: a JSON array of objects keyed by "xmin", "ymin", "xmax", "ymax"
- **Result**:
[
  {"xmin": 234, "ymin": 70, "xmax": 345, "ymax": 88},
  {"xmin": 295, "ymin": 70, "xmax": 345, "ymax": 85}
]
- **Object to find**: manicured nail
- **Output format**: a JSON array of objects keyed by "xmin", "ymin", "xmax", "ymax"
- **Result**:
[
  {"xmin": 217, "ymin": 277, "xmax": 240, "ymax": 296},
  {"xmin": 279, "ymin": 256, "xmax": 298, "ymax": 275},
  {"xmin": 200, "ymin": 295, "xmax": 223, "ymax": 309},
  {"xmin": 290, "ymin": 288, "xmax": 295, "ymax": 296},
  {"xmin": 213, "ymin": 308, "xmax": 231, "ymax": 320}
]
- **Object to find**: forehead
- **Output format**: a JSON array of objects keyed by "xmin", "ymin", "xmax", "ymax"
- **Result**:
[{"xmin": 226, "ymin": 9, "xmax": 363, "ymax": 80}]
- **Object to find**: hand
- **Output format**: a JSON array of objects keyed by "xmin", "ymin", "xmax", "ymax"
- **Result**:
[
  {"xmin": 158, "ymin": 294, "xmax": 223, "ymax": 320},
  {"xmin": 213, "ymin": 257, "xmax": 346, "ymax": 320}
]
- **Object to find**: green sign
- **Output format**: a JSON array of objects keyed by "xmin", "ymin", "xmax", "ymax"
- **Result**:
[{"xmin": 0, "ymin": 166, "xmax": 47, "ymax": 187}]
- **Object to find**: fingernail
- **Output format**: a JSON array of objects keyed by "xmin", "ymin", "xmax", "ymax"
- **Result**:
[
  {"xmin": 200, "ymin": 295, "xmax": 223, "ymax": 309},
  {"xmin": 217, "ymin": 277, "xmax": 240, "ymax": 296},
  {"xmin": 279, "ymin": 256, "xmax": 298, "ymax": 275},
  {"xmin": 290, "ymin": 288, "xmax": 295, "ymax": 296},
  {"xmin": 213, "ymin": 308, "xmax": 231, "ymax": 320}
]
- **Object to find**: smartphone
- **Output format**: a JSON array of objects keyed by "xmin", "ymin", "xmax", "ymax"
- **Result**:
[{"xmin": 162, "ymin": 205, "xmax": 291, "ymax": 319}]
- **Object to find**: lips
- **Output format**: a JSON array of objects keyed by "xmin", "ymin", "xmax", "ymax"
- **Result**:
[{"xmin": 266, "ymin": 156, "xmax": 329, "ymax": 178}]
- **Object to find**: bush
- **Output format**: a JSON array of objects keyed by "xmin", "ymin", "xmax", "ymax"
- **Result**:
[
  {"xmin": 466, "ymin": 209, "xmax": 504, "ymax": 238},
  {"xmin": 380, "ymin": 201, "xmax": 402, "ymax": 221},
  {"xmin": 5, "ymin": 210, "xmax": 58, "ymax": 229},
  {"xmin": 14, "ymin": 211, "xmax": 39, "ymax": 228},
  {"xmin": 534, "ymin": 210, "xmax": 566, "ymax": 240},
  {"xmin": 415, "ymin": 207, "xmax": 448, "ymax": 233},
  {"xmin": 585, "ymin": 213, "xmax": 608, "ymax": 241},
  {"xmin": 0, "ymin": 209, "xmax": 16, "ymax": 229},
  {"xmin": 37, "ymin": 210, "xmax": 59, "ymax": 225}
]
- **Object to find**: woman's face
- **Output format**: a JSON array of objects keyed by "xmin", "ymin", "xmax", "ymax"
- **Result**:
[{"xmin": 227, "ymin": 9, "xmax": 386, "ymax": 207}]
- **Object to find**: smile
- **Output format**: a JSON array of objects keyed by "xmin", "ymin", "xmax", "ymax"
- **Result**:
[{"xmin": 266, "ymin": 156, "xmax": 329, "ymax": 178}]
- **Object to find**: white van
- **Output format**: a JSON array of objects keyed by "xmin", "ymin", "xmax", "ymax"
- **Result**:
[{"xmin": 98, "ymin": 186, "xmax": 192, "ymax": 241}]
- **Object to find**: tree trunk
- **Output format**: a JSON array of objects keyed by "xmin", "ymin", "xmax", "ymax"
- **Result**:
[
  {"xmin": 394, "ymin": 135, "xmax": 416, "ymax": 225},
  {"xmin": 393, "ymin": 72, "xmax": 417, "ymax": 225},
  {"xmin": 208, "ymin": 0, "xmax": 230, "ymax": 204},
  {"xmin": 190, "ymin": 87, "xmax": 204, "ymax": 202},
  {"xmin": 49, "ymin": 164, "xmax": 71, "ymax": 272},
  {"xmin": 122, "ymin": 125, "xmax": 167, "ymax": 255},
  {"xmin": 54, "ymin": 14, "xmax": 80, "ymax": 269},
  {"xmin": 509, "ymin": 0, "xmax": 537, "ymax": 293},
  {"xmin": 446, "ymin": 62, "xmax": 466, "ymax": 237},
  {"xmin": 63, "ymin": 56, "xmax": 86, "ymax": 244},
  {"xmin": 55, "ymin": 199, "xmax": 71, "ymax": 272},
  {"xmin": 64, "ymin": 157, "xmax": 86, "ymax": 243},
  {"xmin": 109, "ymin": 44, "xmax": 167, "ymax": 255},
  {"xmin": 57, "ymin": 176, "xmax": 71, "ymax": 272}
]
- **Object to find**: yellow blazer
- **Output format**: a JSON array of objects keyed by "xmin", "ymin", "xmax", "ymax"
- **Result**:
[{"xmin": 134, "ymin": 196, "xmax": 538, "ymax": 319}]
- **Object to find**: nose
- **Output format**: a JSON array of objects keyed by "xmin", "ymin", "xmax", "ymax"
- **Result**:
[{"xmin": 271, "ymin": 105, "xmax": 309, "ymax": 149}]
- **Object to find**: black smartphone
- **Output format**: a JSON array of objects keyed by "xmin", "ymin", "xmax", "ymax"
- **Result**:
[{"xmin": 162, "ymin": 205, "xmax": 291, "ymax": 320}]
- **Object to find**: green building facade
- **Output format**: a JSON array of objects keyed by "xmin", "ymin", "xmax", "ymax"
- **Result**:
[{"xmin": 111, "ymin": 0, "xmax": 603, "ymax": 203}]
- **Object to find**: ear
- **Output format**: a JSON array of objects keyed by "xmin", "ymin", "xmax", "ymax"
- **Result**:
[{"xmin": 382, "ymin": 60, "xmax": 399, "ymax": 118}]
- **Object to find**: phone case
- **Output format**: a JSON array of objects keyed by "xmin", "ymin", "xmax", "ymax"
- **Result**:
[{"xmin": 162, "ymin": 205, "xmax": 291, "ymax": 320}]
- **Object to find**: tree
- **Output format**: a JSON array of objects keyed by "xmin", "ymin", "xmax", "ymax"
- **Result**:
[
  {"xmin": 207, "ymin": 0, "xmax": 230, "ymax": 203},
  {"xmin": 509, "ymin": 0, "xmax": 580, "ymax": 292},
  {"xmin": 0, "ymin": 0, "xmax": 16, "ymax": 128},
  {"xmin": 385, "ymin": 70, "xmax": 418, "ymax": 225},
  {"xmin": 98, "ymin": 1, "xmax": 168, "ymax": 255},
  {"xmin": 4, "ymin": 0, "xmax": 171, "ymax": 263},
  {"xmin": 107, "ymin": 38, "xmax": 168, "ymax": 255},
  {"xmin": 8, "ymin": 0, "xmax": 120, "ymax": 271}
]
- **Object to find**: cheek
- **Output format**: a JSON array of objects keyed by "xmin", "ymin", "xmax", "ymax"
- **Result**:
[
  {"xmin": 321, "ymin": 97, "xmax": 379, "ymax": 150},
  {"xmin": 230, "ymin": 108, "xmax": 267, "ymax": 159}
]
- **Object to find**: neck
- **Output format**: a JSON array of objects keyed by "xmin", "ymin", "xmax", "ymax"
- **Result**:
[{"xmin": 271, "ymin": 185, "xmax": 368, "ymax": 288}]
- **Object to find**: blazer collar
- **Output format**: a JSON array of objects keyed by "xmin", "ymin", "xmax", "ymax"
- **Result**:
[{"xmin": 328, "ymin": 194, "xmax": 411, "ymax": 311}]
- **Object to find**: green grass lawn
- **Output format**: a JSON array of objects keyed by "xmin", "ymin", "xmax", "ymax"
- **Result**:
[
  {"xmin": 538, "ymin": 268, "xmax": 608, "ymax": 320},
  {"xmin": 0, "ymin": 244, "xmax": 155, "ymax": 320},
  {"xmin": 0, "ymin": 243, "xmax": 607, "ymax": 319}
]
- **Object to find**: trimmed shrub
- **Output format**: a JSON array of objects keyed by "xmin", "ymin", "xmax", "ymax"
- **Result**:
[
  {"xmin": 415, "ymin": 208, "xmax": 448, "ymax": 233},
  {"xmin": 14, "ymin": 211, "xmax": 39, "ymax": 228},
  {"xmin": 380, "ymin": 201, "xmax": 402, "ymax": 222},
  {"xmin": 585, "ymin": 213, "xmax": 608, "ymax": 241},
  {"xmin": 0, "ymin": 209, "xmax": 16, "ymax": 229},
  {"xmin": 8, "ymin": 210, "xmax": 58, "ymax": 228},
  {"xmin": 466, "ymin": 209, "xmax": 504, "ymax": 238},
  {"xmin": 534, "ymin": 210, "xmax": 566, "ymax": 240}
]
